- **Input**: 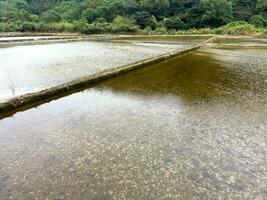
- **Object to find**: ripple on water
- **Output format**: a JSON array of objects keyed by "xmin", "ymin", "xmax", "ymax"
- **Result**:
[{"xmin": 0, "ymin": 38, "xmax": 266, "ymax": 200}]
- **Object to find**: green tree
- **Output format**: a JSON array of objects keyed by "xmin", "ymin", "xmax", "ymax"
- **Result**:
[
  {"xmin": 54, "ymin": 1, "xmax": 84, "ymax": 22},
  {"xmin": 201, "ymin": 0, "xmax": 233, "ymax": 27},
  {"xmin": 41, "ymin": 9, "xmax": 61, "ymax": 22},
  {"xmin": 82, "ymin": 8, "xmax": 97, "ymax": 23},
  {"xmin": 249, "ymin": 15, "xmax": 266, "ymax": 27},
  {"xmin": 256, "ymin": 0, "xmax": 267, "ymax": 17},
  {"xmin": 0, "ymin": 0, "xmax": 31, "ymax": 22},
  {"xmin": 16, "ymin": 9, "xmax": 32, "ymax": 21},
  {"xmin": 134, "ymin": 11, "xmax": 156, "ymax": 28},
  {"xmin": 233, "ymin": 0, "xmax": 257, "ymax": 21},
  {"xmin": 100, "ymin": 0, "xmax": 128, "ymax": 21},
  {"xmin": 0, "ymin": 0, "xmax": 266, "ymax": 33},
  {"xmin": 112, "ymin": 15, "xmax": 138, "ymax": 32},
  {"xmin": 139, "ymin": 0, "xmax": 170, "ymax": 18},
  {"xmin": 164, "ymin": 15, "xmax": 186, "ymax": 30},
  {"xmin": 28, "ymin": 0, "xmax": 63, "ymax": 14}
]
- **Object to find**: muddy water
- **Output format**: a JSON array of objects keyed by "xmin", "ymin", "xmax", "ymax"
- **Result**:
[
  {"xmin": 0, "ymin": 40, "xmax": 192, "ymax": 102},
  {"xmin": 215, "ymin": 37, "xmax": 267, "ymax": 47},
  {"xmin": 0, "ymin": 38, "xmax": 266, "ymax": 200}
]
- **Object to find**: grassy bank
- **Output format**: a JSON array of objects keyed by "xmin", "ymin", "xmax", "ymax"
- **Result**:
[
  {"xmin": 174, "ymin": 22, "xmax": 267, "ymax": 36},
  {"xmin": 0, "ymin": 19, "xmax": 139, "ymax": 35},
  {"xmin": 0, "ymin": 21, "xmax": 266, "ymax": 37}
]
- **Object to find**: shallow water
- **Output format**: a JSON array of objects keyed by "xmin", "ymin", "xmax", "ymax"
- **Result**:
[
  {"xmin": 0, "ymin": 41, "xmax": 191, "ymax": 102},
  {"xmin": 0, "ymin": 38, "xmax": 266, "ymax": 199},
  {"xmin": 215, "ymin": 37, "xmax": 267, "ymax": 47}
]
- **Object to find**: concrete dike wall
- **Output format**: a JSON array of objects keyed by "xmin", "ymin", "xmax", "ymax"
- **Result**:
[
  {"xmin": 0, "ymin": 36, "xmax": 97, "ymax": 48},
  {"xmin": 0, "ymin": 36, "xmax": 217, "ymax": 113}
]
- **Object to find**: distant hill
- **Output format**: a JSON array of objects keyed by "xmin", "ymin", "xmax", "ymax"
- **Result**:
[{"xmin": 0, "ymin": 0, "xmax": 266, "ymax": 31}]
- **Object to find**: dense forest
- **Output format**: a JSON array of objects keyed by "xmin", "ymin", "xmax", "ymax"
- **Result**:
[{"xmin": 0, "ymin": 0, "xmax": 266, "ymax": 33}]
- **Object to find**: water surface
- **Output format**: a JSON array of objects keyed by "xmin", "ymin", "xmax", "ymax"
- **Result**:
[
  {"xmin": 0, "ymin": 38, "xmax": 266, "ymax": 199},
  {"xmin": 0, "ymin": 41, "xmax": 190, "ymax": 102},
  {"xmin": 215, "ymin": 37, "xmax": 267, "ymax": 47}
]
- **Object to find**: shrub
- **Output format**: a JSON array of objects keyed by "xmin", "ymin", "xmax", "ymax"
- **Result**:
[
  {"xmin": 82, "ymin": 8, "xmax": 97, "ymax": 23},
  {"xmin": 155, "ymin": 26, "xmax": 167, "ymax": 34},
  {"xmin": 0, "ymin": 23, "xmax": 17, "ymax": 32},
  {"xmin": 249, "ymin": 15, "xmax": 267, "ymax": 27},
  {"xmin": 142, "ymin": 26, "xmax": 153, "ymax": 34},
  {"xmin": 111, "ymin": 16, "xmax": 139, "ymax": 33},
  {"xmin": 164, "ymin": 16, "xmax": 186, "ymax": 30},
  {"xmin": 18, "ymin": 22, "xmax": 38, "ymax": 32},
  {"xmin": 0, "ymin": 20, "xmax": 266, "ymax": 36},
  {"xmin": 215, "ymin": 21, "xmax": 258, "ymax": 35},
  {"xmin": 80, "ymin": 22, "xmax": 113, "ymax": 34},
  {"xmin": 95, "ymin": 18, "xmax": 107, "ymax": 23},
  {"xmin": 134, "ymin": 11, "xmax": 156, "ymax": 29},
  {"xmin": 41, "ymin": 10, "xmax": 62, "ymax": 23}
]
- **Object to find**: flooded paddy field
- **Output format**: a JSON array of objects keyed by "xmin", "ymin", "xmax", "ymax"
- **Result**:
[
  {"xmin": 0, "ymin": 37, "xmax": 266, "ymax": 199},
  {"xmin": 215, "ymin": 36, "xmax": 267, "ymax": 47},
  {"xmin": 0, "ymin": 38, "xmax": 197, "ymax": 102}
]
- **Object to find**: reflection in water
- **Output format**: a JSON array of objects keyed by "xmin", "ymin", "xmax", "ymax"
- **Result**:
[
  {"xmin": 215, "ymin": 37, "xmax": 267, "ymax": 47},
  {"xmin": 0, "ymin": 40, "xmax": 266, "ymax": 200},
  {"xmin": 96, "ymin": 50, "xmax": 267, "ymax": 104},
  {"xmin": 0, "ymin": 41, "xmax": 189, "ymax": 101}
]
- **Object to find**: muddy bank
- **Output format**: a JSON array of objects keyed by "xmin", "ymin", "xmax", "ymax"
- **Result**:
[{"xmin": 0, "ymin": 35, "xmax": 109, "ymax": 48}]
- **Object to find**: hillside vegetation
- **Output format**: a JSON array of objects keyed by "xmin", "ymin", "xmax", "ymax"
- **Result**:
[{"xmin": 0, "ymin": 0, "xmax": 266, "ymax": 35}]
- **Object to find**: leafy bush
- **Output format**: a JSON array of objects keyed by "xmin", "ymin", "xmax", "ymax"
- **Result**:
[
  {"xmin": 134, "ymin": 11, "xmax": 156, "ymax": 29},
  {"xmin": 18, "ymin": 22, "xmax": 38, "ymax": 32},
  {"xmin": 215, "ymin": 21, "xmax": 258, "ymax": 35},
  {"xmin": 1, "ymin": 20, "xmax": 266, "ymax": 36},
  {"xmin": 0, "ymin": 23, "xmax": 16, "ymax": 32},
  {"xmin": 164, "ymin": 16, "xmax": 186, "ymax": 30},
  {"xmin": 141, "ymin": 26, "xmax": 153, "ymax": 34},
  {"xmin": 175, "ymin": 21, "xmax": 266, "ymax": 36},
  {"xmin": 111, "ymin": 16, "xmax": 138, "ymax": 33},
  {"xmin": 155, "ymin": 26, "xmax": 167, "ymax": 34},
  {"xmin": 80, "ymin": 22, "xmax": 113, "ymax": 34},
  {"xmin": 200, "ymin": 0, "xmax": 233, "ymax": 27},
  {"xmin": 249, "ymin": 15, "xmax": 267, "ymax": 28},
  {"xmin": 41, "ymin": 10, "xmax": 61, "ymax": 23},
  {"xmin": 82, "ymin": 8, "xmax": 97, "ymax": 23}
]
